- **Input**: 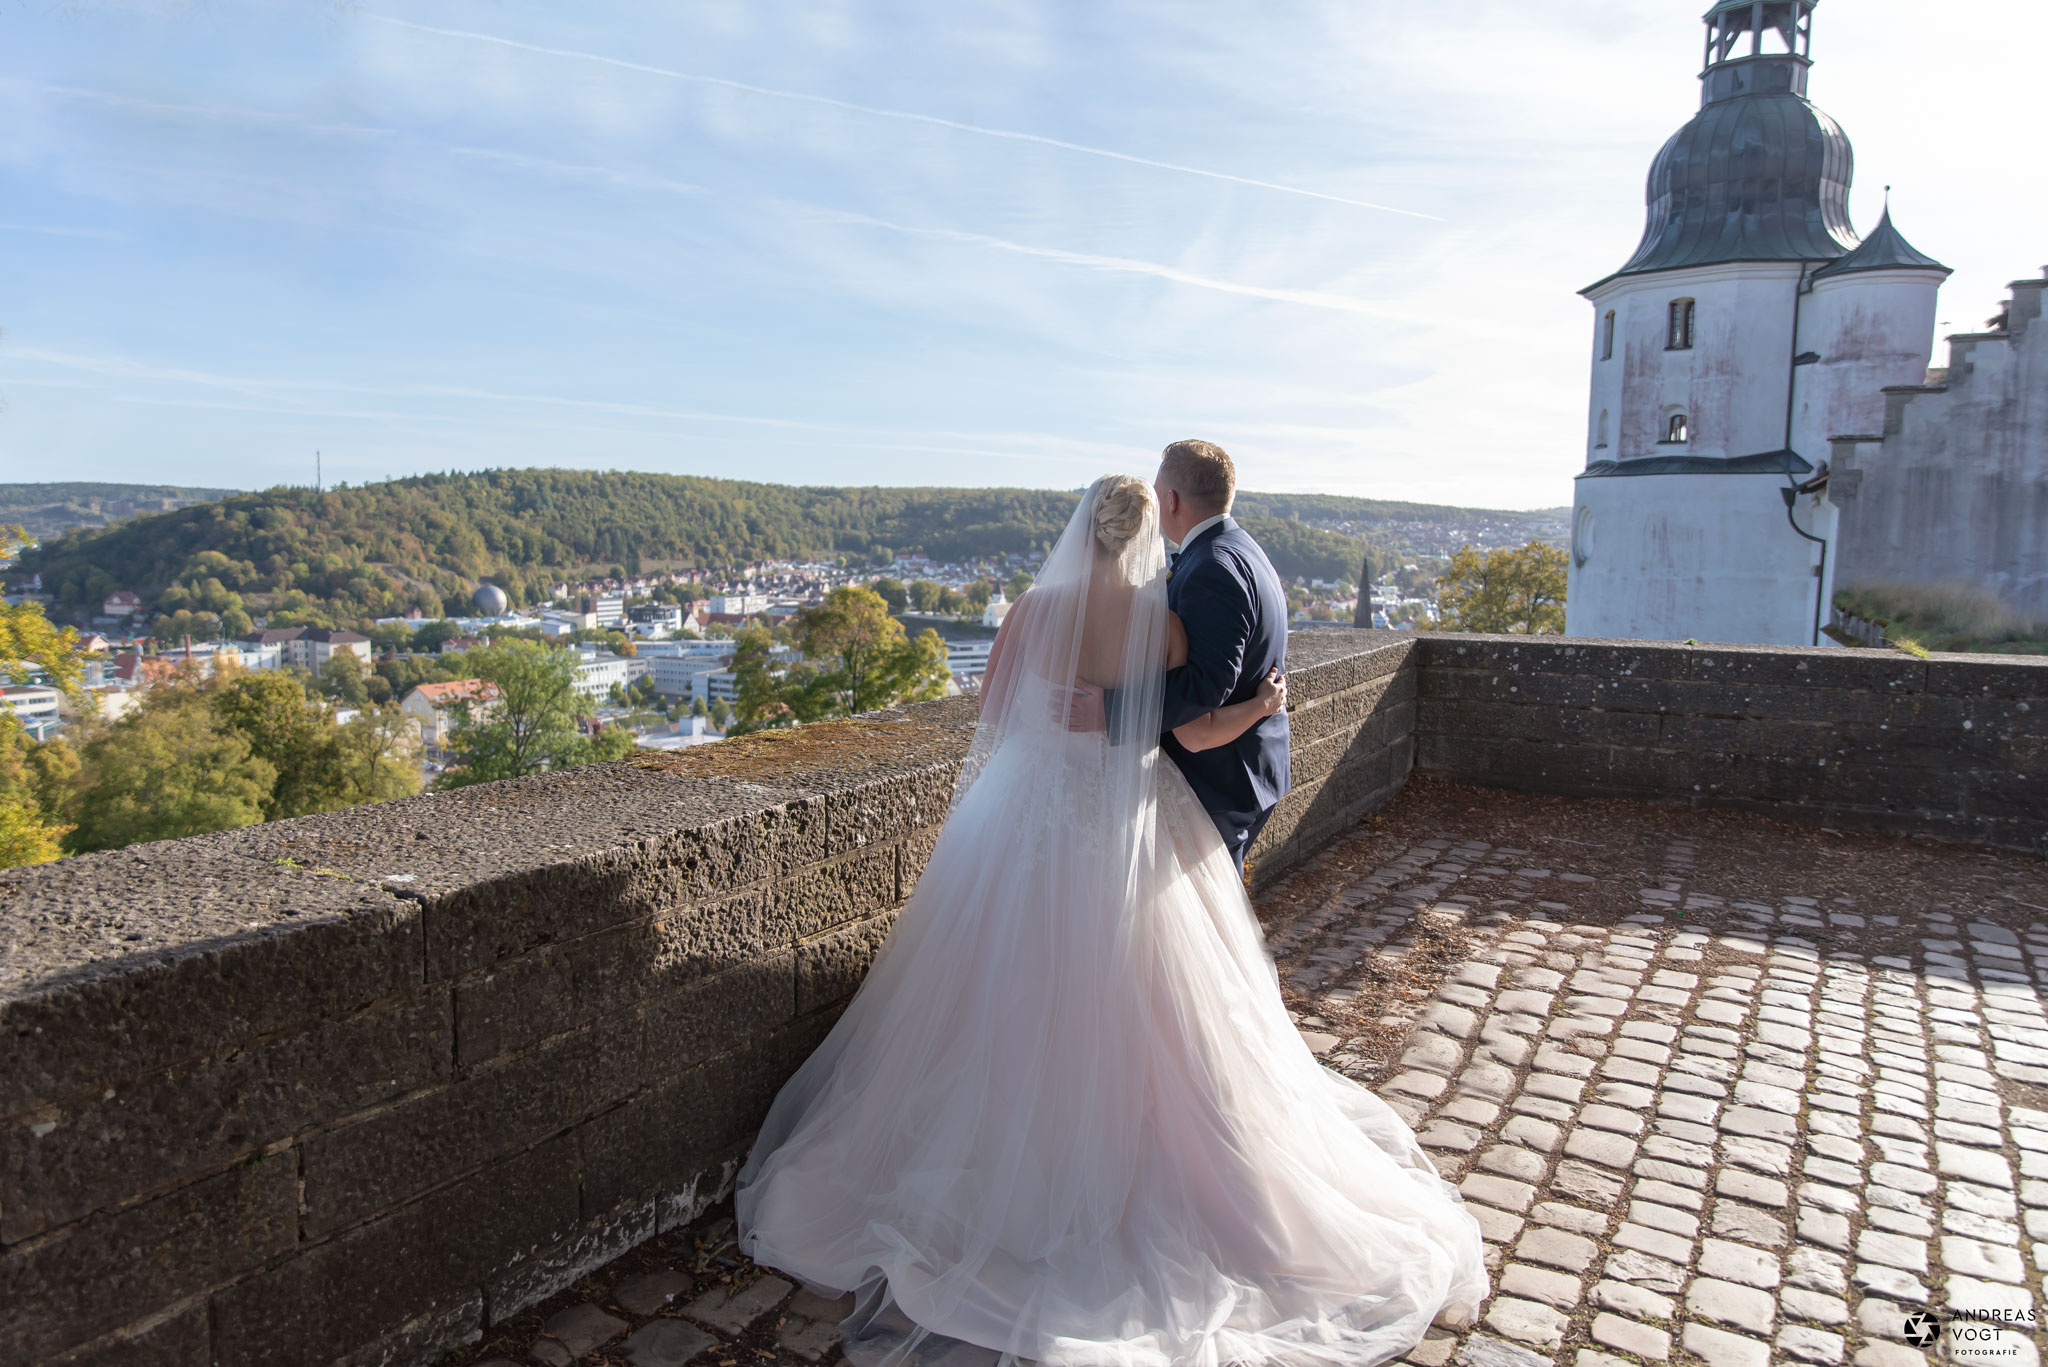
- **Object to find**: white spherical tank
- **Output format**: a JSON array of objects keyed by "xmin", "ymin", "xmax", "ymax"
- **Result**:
[{"xmin": 472, "ymin": 583, "xmax": 509, "ymax": 616}]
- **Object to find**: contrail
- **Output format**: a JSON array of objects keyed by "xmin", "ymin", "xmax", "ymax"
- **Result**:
[
  {"xmin": 815, "ymin": 209, "xmax": 1432, "ymax": 324},
  {"xmin": 36, "ymin": 83, "xmax": 1415, "ymax": 322},
  {"xmin": 364, "ymin": 14, "xmax": 1440, "ymax": 222}
]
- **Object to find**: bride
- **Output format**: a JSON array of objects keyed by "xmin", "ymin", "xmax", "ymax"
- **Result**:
[{"xmin": 737, "ymin": 475, "xmax": 1487, "ymax": 1366}]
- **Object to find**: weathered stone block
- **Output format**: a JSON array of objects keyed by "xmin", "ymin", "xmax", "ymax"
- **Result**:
[
  {"xmin": 1288, "ymin": 720, "xmax": 1375, "ymax": 788},
  {"xmin": 46, "ymin": 1301, "xmax": 211, "ymax": 1367},
  {"xmin": 1692, "ymin": 644, "xmax": 1924, "ymax": 693},
  {"xmin": 783, "ymin": 845, "xmax": 901, "ymax": 939},
  {"xmin": 453, "ymin": 880, "xmax": 809, "ymax": 1067},
  {"xmin": 211, "ymin": 1135, "xmax": 581, "ymax": 1367},
  {"xmin": 1416, "ymin": 636, "xmax": 1693, "ymax": 681},
  {"xmin": 421, "ymin": 794, "xmax": 830, "ymax": 980},
  {"xmin": 1923, "ymin": 655, "xmax": 2048, "ymax": 700},
  {"xmin": 490, "ymin": 1203, "xmax": 656, "ymax": 1325},
  {"xmin": 797, "ymin": 911, "xmax": 897, "ymax": 1015},
  {"xmin": 639, "ymin": 952, "xmax": 796, "ymax": 1087},
  {"xmin": 0, "ymin": 848, "xmax": 420, "ymax": 1119},
  {"xmin": 4, "ymin": 985, "xmax": 451, "ymax": 1241},
  {"xmin": 2, "ymin": 1152, "xmax": 296, "ymax": 1361},
  {"xmin": 1286, "ymin": 629, "xmax": 1414, "ymax": 698},
  {"xmin": 301, "ymin": 1020, "xmax": 639, "ymax": 1238},
  {"xmin": 822, "ymin": 766, "xmax": 958, "ymax": 857}
]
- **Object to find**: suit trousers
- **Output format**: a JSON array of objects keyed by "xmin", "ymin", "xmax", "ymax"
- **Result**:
[{"xmin": 1213, "ymin": 805, "xmax": 1275, "ymax": 878}]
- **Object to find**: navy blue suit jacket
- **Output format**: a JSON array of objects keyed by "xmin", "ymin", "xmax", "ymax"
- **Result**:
[{"xmin": 1160, "ymin": 516, "xmax": 1291, "ymax": 841}]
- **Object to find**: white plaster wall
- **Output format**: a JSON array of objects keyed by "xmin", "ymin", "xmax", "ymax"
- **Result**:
[
  {"xmin": 1566, "ymin": 472, "xmax": 1835, "ymax": 645},
  {"xmin": 1584, "ymin": 262, "xmax": 1804, "ymax": 464},
  {"xmin": 1834, "ymin": 282, "xmax": 2048, "ymax": 617},
  {"xmin": 1793, "ymin": 269, "xmax": 1943, "ymax": 453}
]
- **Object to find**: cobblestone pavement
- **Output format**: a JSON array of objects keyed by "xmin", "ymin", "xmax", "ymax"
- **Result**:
[{"xmin": 450, "ymin": 780, "xmax": 2046, "ymax": 1367}]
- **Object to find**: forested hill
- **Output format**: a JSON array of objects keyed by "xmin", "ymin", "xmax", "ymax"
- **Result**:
[
  {"xmin": 0, "ymin": 482, "xmax": 240, "ymax": 541},
  {"xmin": 13, "ymin": 469, "xmax": 1552, "ymax": 630}
]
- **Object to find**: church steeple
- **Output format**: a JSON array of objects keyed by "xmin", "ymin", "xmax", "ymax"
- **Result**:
[{"xmin": 1701, "ymin": 0, "xmax": 1816, "ymax": 105}]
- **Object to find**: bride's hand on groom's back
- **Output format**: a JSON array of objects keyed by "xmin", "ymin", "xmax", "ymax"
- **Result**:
[
  {"xmin": 1256, "ymin": 668, "xmax": 1286, "ymax": 716},
  {"xmin": 1054, "ymin": 683, "xmax": 1107, "ymax": 733}
]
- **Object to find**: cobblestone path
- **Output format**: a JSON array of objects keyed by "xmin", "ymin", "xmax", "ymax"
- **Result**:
[{"xmin": 451, "ymin": 781, "xmax": 2045, "ymax": 1367}]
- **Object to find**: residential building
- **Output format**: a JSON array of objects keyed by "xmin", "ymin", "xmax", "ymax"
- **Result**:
[
  {"xmin": 634, "ymin": 639, "xmax": 731, "ymax": 661},
  {"xmin": 626, "ymin": 604, "xmax": 683, "ymax": 638},
  {"xmin": 945, "ymin": 640, "xmax": 993, "ymax": 678},
  {"xmin": 707, "ymin": 594, "xmax": 767, "ymax": 616},
  {"xmin": 101, "ymin": 590, "xmax": 142, "ymax": 619},
  {"xmin": 572, "ymin": 651, "xmax": 632, "ymax": 699},
  {"xmin": 237, "ymin": 627, "xmax": 373, "ymax": 672},
  {"xmin": 647, "ymin": 654, "xmax": 728, "ymax": 700},
  {"xmin": 1, "ymin": 684, "xmax": 61, "ymax": 739},
  {"xmin": 589, "ymin": 594, "xmax": 625, "ymax": 627},
  {"xmin": 697, "ymin": 670, "xmax": 741, "ymax": 706},
  {"xmin": 398, "ymin": 679, "xmax": 501, "ymax": 750}
]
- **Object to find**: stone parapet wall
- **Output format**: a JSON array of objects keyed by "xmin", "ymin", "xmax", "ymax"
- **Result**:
[
  {"xmin": 1410, "ymin": 634, "xmax": 2048, "ymax": 853},
  {"xmin": 1246, "ymin": 631, "xmax": 1417, "ymax": 888},
  {"xmin": 5, "ymin": 631, "xmax": 2043, "ymax": 1365},
  {"xmin": 2, "ymin": 701, "xmax": 977, "ymax": 1367}
]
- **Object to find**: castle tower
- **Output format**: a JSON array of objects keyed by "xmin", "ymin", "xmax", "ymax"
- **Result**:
[{"xmin": 1566, "ymin": 0, "xmax": 1949, "ymax": 646}]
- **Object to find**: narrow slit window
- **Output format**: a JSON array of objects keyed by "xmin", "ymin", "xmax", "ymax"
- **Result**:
[
  {"xmin": 1667, "ymin": 298, "xmax": 1695, "ymax": 350},
  {"xmin": 1601, "ymin": 311, "xmax": 1616, "ymax": 361},
  {"xmin": 1596, "ymin": 410, "xmax": 1610, "ymax": 448},
  {"xmin": 1666, "ymin": 413, "xmax": 1690, "ymax": 443}
]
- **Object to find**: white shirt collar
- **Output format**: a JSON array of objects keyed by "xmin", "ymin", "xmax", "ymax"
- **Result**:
[{"xmin": 1175, "ymin": 512, "xmax": 1230, "ymax": 553}]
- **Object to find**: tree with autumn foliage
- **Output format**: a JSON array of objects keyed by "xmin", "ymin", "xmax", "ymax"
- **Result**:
[
  {"xmin": 1429, "ymin": 541, "xmax": 1568, "ymax": 635},
  {"xmin": 794, "ymin": 587, "xmax": 950, "ymax": 717},
  {"xmin": 0, "ymin": 524, "xmax": 84, "ymax": 865},
  {"xmin": 727, "ymin": 588, "xmax": 949, "ymax": 734}
]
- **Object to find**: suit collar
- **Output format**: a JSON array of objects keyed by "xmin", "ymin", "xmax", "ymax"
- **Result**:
[{"xmin": 1176, "ymin": 512, "xmax": 1233, "ymax": 554}]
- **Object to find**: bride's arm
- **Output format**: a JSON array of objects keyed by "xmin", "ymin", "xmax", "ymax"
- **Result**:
[
  {"xmin": 978, "ymin": 592, "xmax": 1030, "ymax": 716},
  {"xmin": 1170, "ymin": 667, "xmax": 1285, "ymax": 753}
]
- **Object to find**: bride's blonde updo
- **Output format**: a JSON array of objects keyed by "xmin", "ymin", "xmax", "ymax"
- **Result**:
[{"xmin": 1090, "ymin": 475, "xmax": 1153, "ymax": 555}]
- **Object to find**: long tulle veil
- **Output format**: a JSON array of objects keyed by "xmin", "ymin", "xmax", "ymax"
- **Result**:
[{"xmin": 952, "ymin": 475, "xmax": 1169, "ymax": 898}]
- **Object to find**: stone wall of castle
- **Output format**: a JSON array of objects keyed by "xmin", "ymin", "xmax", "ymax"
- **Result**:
[
  {"xmin": 3, "ymin": 632, "xmax": 2042, "ymax": 1364},
  {"xmin": 1833, "ymin": 271, "xmax": 2048, "ymax": 620}
]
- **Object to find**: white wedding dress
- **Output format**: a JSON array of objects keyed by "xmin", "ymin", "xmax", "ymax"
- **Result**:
[{"xmin": 737, "ymin": 479, "xmax": 1487, "ymax": 1367}]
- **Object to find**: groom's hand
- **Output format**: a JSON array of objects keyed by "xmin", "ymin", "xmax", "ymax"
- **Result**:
[{"xmin": 1055, "ymin": 683, "xmax": 1107, "ymax": 733}]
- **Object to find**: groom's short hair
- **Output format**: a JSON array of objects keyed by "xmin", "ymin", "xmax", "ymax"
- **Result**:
[{"xmin": 1158, "ymin": 440, "xmax": 1236, "ymax": 513}]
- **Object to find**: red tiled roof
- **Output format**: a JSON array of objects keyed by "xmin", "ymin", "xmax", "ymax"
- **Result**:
[{"xmin": 407, "ymin": 680, "xmax": 501, "ymax": 706}]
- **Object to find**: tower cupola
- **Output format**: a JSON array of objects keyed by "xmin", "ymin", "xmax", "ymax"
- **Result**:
[
  {"xmin": 1701, "ymin": 0, "xmax": 1815, "ymax": 105},
  {"xmin": 1596, "ymin": 0, "xmax": 1854, "ymax": 285}
]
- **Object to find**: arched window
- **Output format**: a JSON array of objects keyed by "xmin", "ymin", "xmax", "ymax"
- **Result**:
[
  {"xmin": 1666, "ymin": 413, "xmax": 1690, "ymax": 443},
  {"xmin": 1601, "ymin": 311, "xmax": 1616, "ymax": 361},
  {"xmin": 1667, "ymin": 298, "xmax": 1695, "ymax": 350},
  {"xmin": 1595, "ymin": 410, "xmax": 1609, "ymax": 449}
]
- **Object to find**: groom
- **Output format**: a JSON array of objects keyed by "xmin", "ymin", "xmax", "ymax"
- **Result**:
[
  {"xmin": 1152, "ymin": 440, "xmax": 1292, "ymax": 874},
  {"xmin": 1071, "ymin": 440, "xmax": 1291, "ymax": 874}
]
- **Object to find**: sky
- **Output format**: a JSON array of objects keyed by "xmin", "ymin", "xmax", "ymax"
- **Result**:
[{"xmin": 1, "ymin": 1, "xmax": 2041, "ymax": 509}]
